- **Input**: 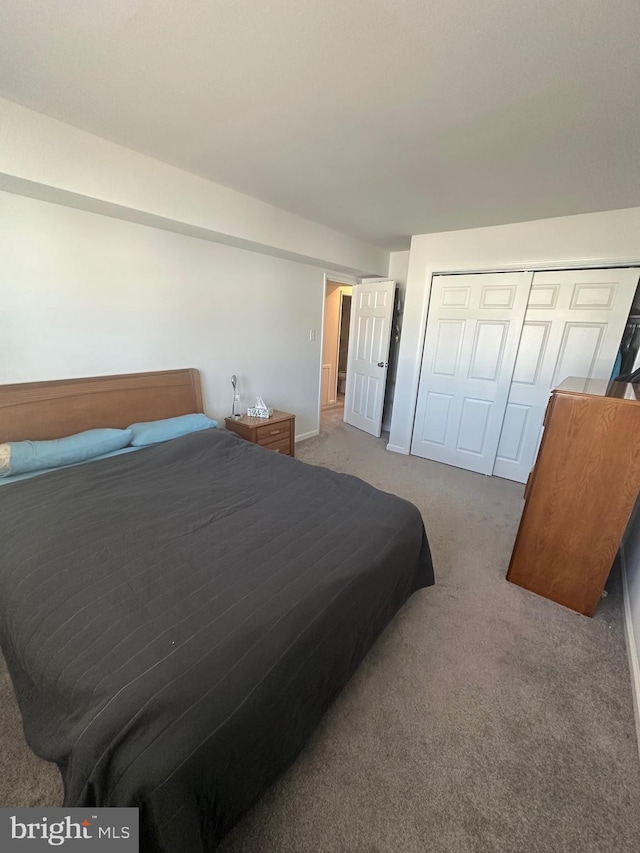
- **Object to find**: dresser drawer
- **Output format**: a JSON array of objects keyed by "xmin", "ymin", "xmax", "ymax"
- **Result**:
[
  {"xmin": 255, "ymin": 420, "xmax": 291, "ymax": 446},
  {"xmin": 260, "ymin": 435, "xmax": 291, "ymax": 455}
]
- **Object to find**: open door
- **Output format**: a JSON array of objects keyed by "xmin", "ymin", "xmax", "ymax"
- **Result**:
[{"xmin": 344, "ymin": 279, "xmax": 395, "ymax": 437}]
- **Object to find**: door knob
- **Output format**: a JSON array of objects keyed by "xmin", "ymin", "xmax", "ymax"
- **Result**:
[{"xmin": 377, "ymin": 361, "xmax": 388, "ymax": 367}]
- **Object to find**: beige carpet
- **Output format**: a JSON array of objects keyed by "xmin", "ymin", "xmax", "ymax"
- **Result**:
[{"xmin": 2, "ymin": 418, "xmax": 639, "ymax": 853}]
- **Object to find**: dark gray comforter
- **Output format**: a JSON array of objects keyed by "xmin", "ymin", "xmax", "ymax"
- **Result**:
[{"xmin": 0, "ymin": 428, "xmax": 433, "ymax": 851}]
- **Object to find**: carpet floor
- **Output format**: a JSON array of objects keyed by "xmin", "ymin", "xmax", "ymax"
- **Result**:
[{"xmin": 2, "ymin": 418, "xmax": 639, "ymax": 852}]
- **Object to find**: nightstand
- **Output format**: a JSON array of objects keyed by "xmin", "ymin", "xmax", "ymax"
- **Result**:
[{"xmin": 224, "ymin": 410, "xmax": 295, "ymax": 457}]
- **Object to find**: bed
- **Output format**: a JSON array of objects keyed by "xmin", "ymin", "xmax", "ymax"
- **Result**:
[{"xmin": 0, "ymin": 369, "xmax": 434, "ymax": 851}]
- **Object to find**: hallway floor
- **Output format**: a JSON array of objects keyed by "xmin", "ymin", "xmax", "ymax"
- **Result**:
[{"xmin": 320, "ymin": 401, "xmax": 344, "ymax": 433}]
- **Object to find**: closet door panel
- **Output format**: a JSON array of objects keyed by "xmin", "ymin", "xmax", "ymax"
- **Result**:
[
  {"xmin": 493, "ymin": 268, "xmax": 639, "ymax": 483},
  {"xmin": 411, "ymin": 272, "xmax": 533, "ymax": 474}
]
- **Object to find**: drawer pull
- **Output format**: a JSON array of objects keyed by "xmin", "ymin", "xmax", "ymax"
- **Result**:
[{"xmin": 269, "ymin": 429, "xmax": 281, "ymax": 435}]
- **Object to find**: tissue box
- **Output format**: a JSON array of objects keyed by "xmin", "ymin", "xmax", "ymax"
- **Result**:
[
  {"xmin": 247, "ymin": 405, "xmax": 274, "ymax": 419},
  {"xmin": 248, "ymin": 396, "xmax": 273, "ymax": 419}
]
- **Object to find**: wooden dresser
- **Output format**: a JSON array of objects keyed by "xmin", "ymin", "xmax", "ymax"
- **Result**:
[
  {"xmin": 224, "ymin": 410, "xmax": 295, "ymax": 457},
  {"xmin": 506, "ymin": 377, "xmax": 640, "ymax": 616}
]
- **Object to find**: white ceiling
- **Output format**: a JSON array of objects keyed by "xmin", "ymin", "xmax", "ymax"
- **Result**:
[{"xmin": 1, "ymin": 0, "xmax": 639, "ymax": 249}]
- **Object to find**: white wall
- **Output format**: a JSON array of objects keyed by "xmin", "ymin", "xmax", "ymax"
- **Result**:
[
  {"xmin": 388, "ymin": 251, "xmax": 410, "ymax": 300},
  {"xmin": 0, "ymin": 191, "xmax": 325, "ymax": 438},
  {"xmin": 0, "ymin": 98, "xmax": 388, "ymax": 278},
  {"xmin": 0, "ymin": 100, "xmax": 391, "ymax": 442}
]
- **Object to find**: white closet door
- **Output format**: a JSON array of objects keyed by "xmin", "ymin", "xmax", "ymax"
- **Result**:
[
  {"xmin": 493, "ymin": 267, "xmax": 639, "ymax": 483},
  {"xmin": 411, "ymin": 272, "xmax": 533, "ymax": 474}
]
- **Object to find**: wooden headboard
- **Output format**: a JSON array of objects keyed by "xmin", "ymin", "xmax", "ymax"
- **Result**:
[{"xmin": 0, "ymin": 369, "xmax": 204, "ymax": 443}]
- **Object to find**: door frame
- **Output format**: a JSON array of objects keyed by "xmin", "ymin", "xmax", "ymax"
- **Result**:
[
  {"xmin": 317, "ymin": 272, "xmax": 358, "ymax": 430},
  {"xmin": 335, "ymin": 290, "xmax": 352, "ymax": 401},
  {"xmin": 407, "ymin": 262, "xmax": 640, "ymax": 453}
]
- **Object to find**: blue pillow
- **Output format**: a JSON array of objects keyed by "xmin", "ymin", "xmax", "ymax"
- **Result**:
[
  {"xmin": 0, "ymin": 428, "xmax": 132, "ymax": 478},
  {"xmin": 128, "ymin": 413, "xmax": 218, "ymax": 447}
]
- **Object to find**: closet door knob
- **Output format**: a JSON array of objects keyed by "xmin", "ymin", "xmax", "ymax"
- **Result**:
[{"xmin": 377, "ymin": 361, "xmax": 388, "ymax": 368}]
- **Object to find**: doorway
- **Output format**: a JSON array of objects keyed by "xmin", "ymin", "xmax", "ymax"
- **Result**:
[
  {"xmin": 337, "ymin": 292, "xmax": 352, "ymax": 404},
  {"xmin": 321, "ymin": 280, "xmax": 353, "ymax": 430}
]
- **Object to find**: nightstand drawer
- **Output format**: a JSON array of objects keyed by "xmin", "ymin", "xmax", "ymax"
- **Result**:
[
  {"xmin": 255, "ymin": 421, "xmax": 291, "ymax": 445},
  {"xmin": 260, "ymin": 435, "xmax": 292, "ymax": 455}
]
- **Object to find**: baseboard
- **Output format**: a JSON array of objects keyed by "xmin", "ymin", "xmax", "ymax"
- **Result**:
[
  {"xmin": 295, "ymin": 430, "xmax": 319, "ymax": 443},
  {"xmin": 386, "ymin": 443, "xmax": 409, "ymax": 455},
  {"xmin": 620, "ymin": 542, "xmax": 640, "ymax": 762}
]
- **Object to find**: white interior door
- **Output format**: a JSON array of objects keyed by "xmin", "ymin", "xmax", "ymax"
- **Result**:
[
  {"xmin": 493, "ymin": 267, "xmax": 639, "ymax": 482},
  {"xmin": 411, "ymin": 272, "xmax": 533, "ymax": 474},
  {"xmin": 344, "ymin": 279, "xmax": 395, "ymax": 437}
]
